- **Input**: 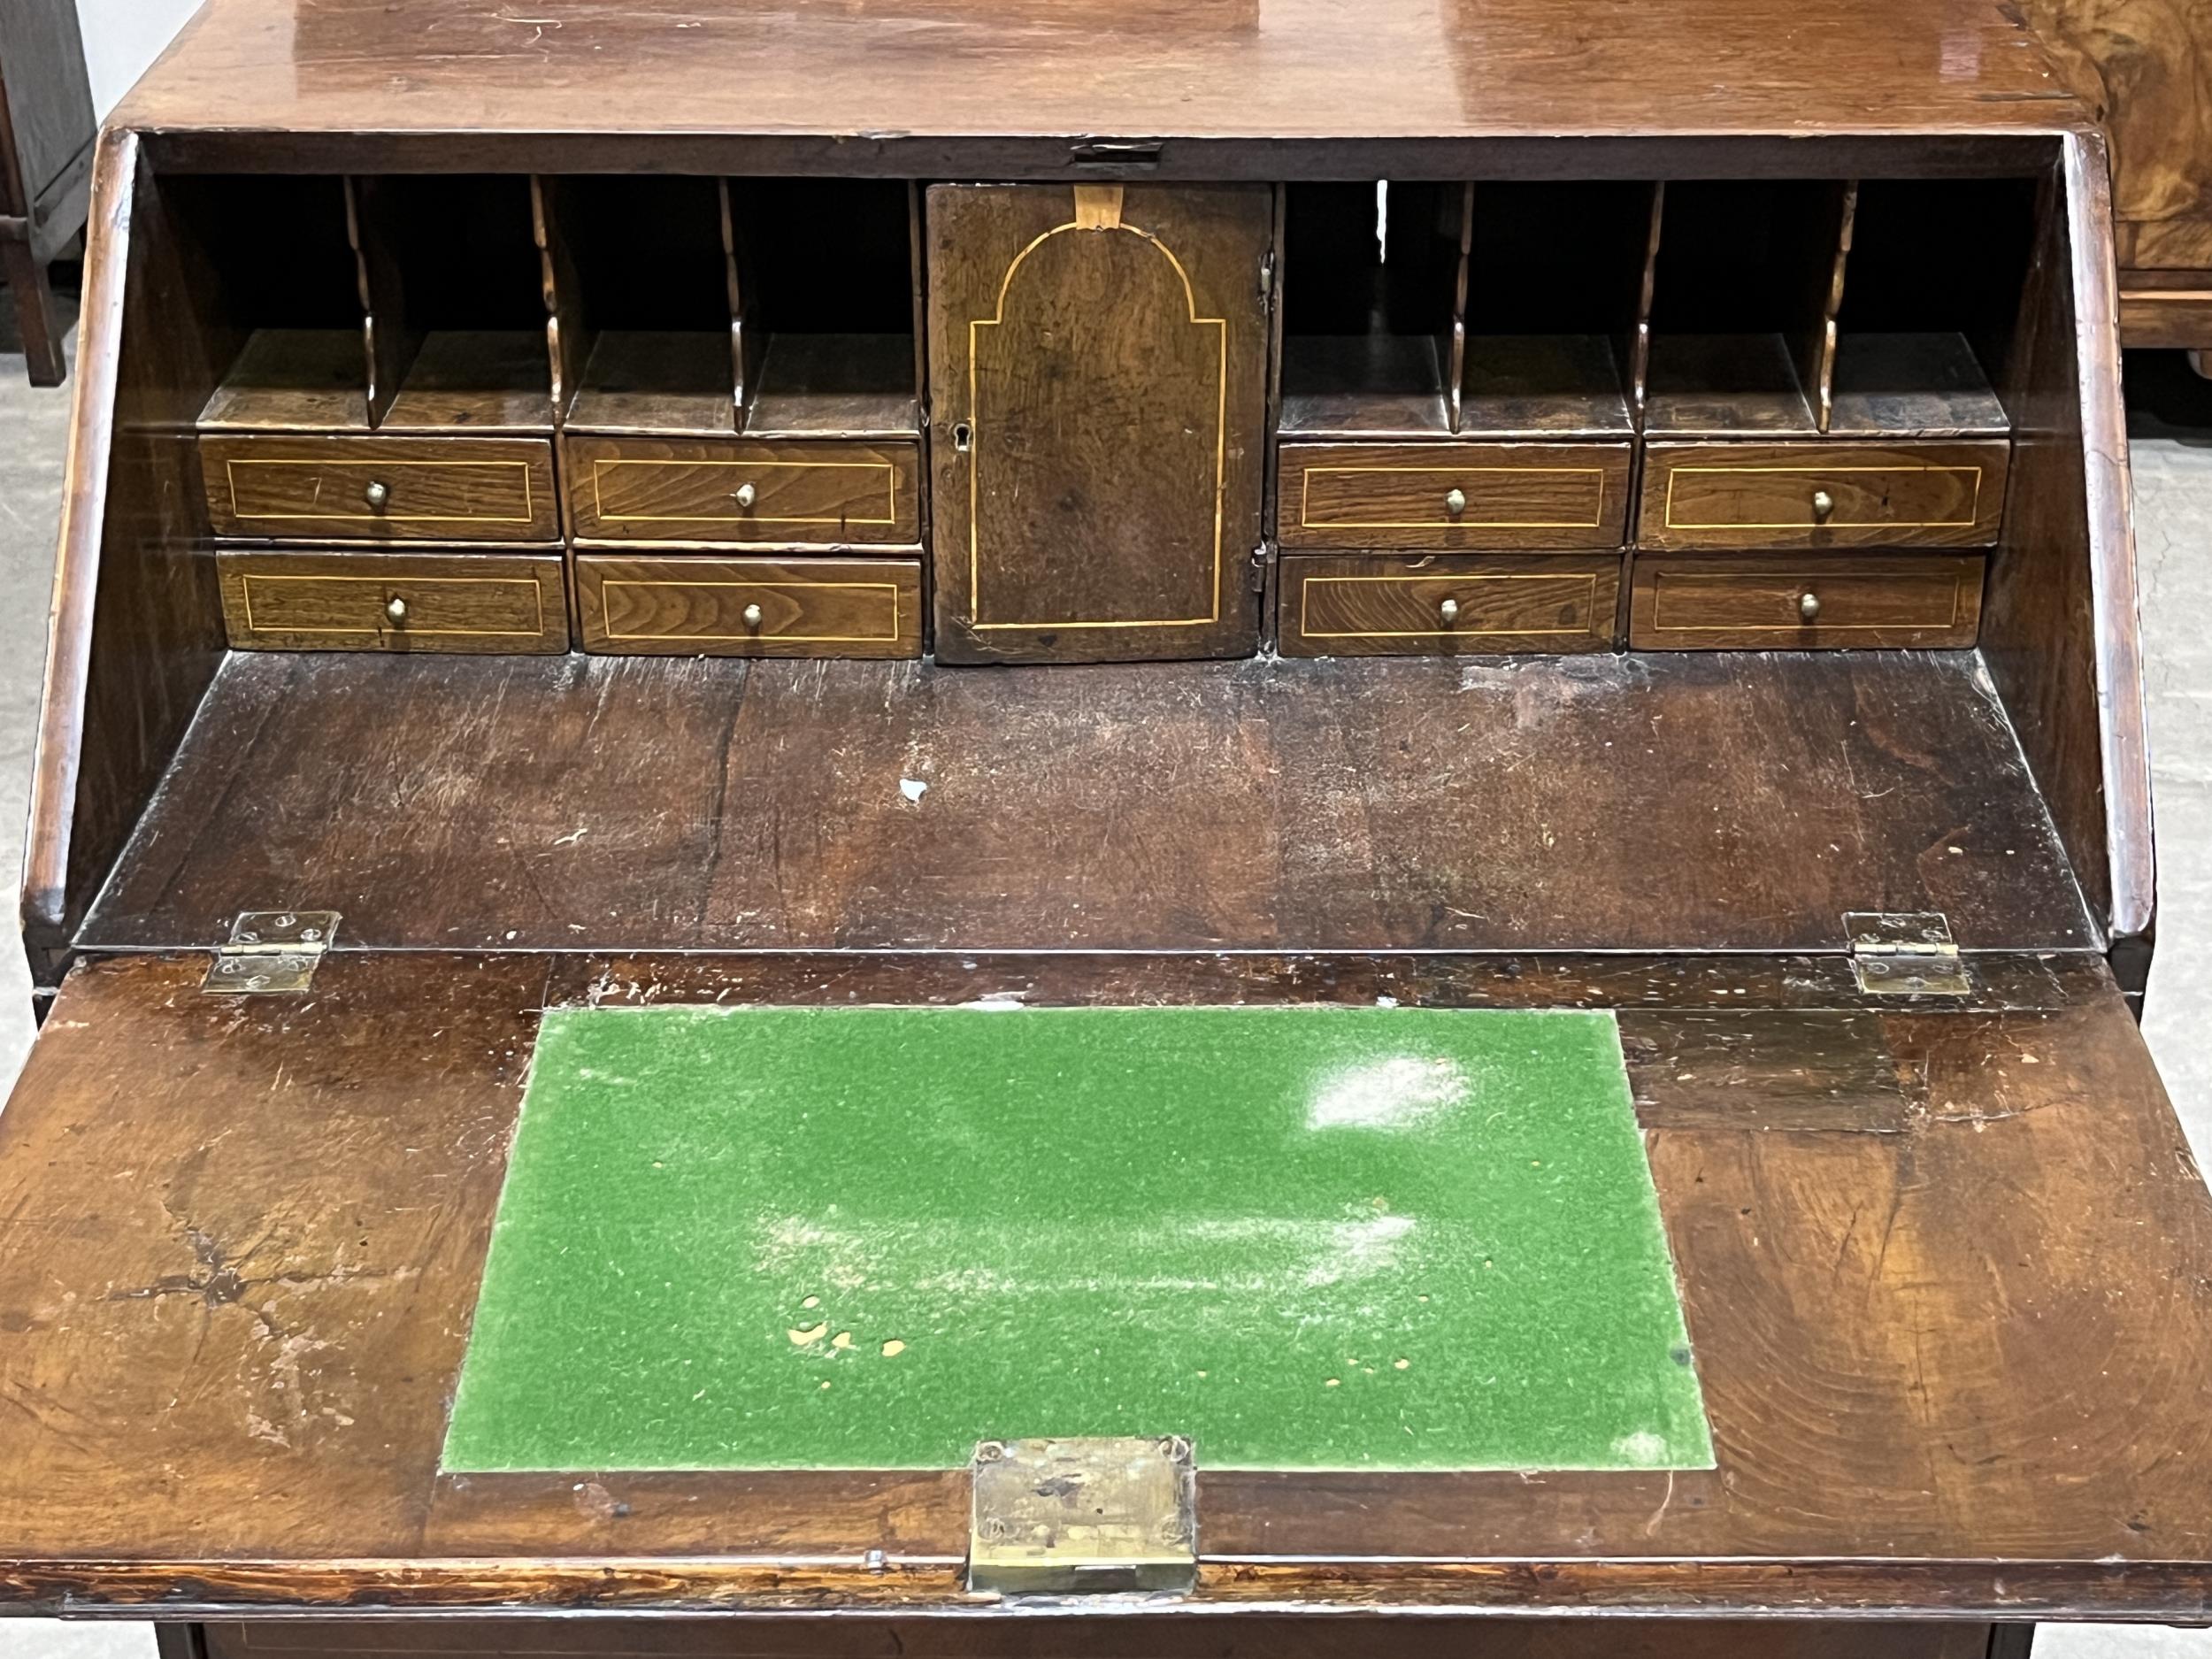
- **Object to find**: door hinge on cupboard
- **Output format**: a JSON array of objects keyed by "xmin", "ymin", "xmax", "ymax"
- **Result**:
[
  {"xmin": 203, "ymin": 911, "xmax": 342, "ymax": 994},
  {"xmin": 1845, "ymin": 910, "xmax": 1969, "ymax": 996}
]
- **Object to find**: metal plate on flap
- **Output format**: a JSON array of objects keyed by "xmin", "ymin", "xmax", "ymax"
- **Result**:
[
  {"xmin": 1845, "ymin": 910, "xmax": 1970, "ymax": 997},
  {"xmin": 203, "ymin": 910, "xmax": 341, "ymax": 995},
  {"xmin": 969, "ymin": 1435, "xmax": 1196, "ymax": 1596}
]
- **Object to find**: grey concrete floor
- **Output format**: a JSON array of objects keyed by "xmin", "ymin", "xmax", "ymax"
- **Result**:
[{"xmin": 0, "ymin": 319, "xmax": 2208, "ymax": 1656}]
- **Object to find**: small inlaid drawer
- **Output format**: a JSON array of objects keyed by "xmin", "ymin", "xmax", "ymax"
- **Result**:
[
  {"xmin": 576, "ymin": 556, "xmax": 922, "ymax": 658},
  {"xmin": 566, "ymin": 436, "xmax": 922, "ymax": 546},
  {"xmin": 1279, "ymin": 554, "xmax": 1621, "ymax": 657},
  {"xmin": 217, "ymin": 549, "xmax": 568, "ymax": 653},
  {"xmin": 1627, "ymin": 555, "xmax": 1985, "ymax": 650},
  {"xmin": 1277, "ymin": 442, "xmax": 1632, "ymax": 550},
  {"xmin": 199, "ymin": 434, "xmax": 557, "ymax": 541},
  {"xmin": 1638, "ymin": 441, "xmax": 2008, "ymax": 549}
]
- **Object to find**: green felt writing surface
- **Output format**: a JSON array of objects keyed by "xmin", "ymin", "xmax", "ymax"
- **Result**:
[{"xmin": 443, "ymin": 1005, "xmax": 1711, "ymax": 1473}]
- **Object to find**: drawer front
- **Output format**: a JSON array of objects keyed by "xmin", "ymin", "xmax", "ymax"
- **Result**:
[
  {"xmin": 1628, "ymin": 555, "xmax": 1985, "ymax": 649},
  {"xmin": 567, "ymin": 436, "xmax": 922, "ymax": 545},
  {"xmin": 200, "ymin": 435, "xmax": 557, "ymax": 541},
  {"xmin": 217, "ymin": 549, "xmax": 568, "ymax": 653},
  {"xmin": 576, "ymin": 556, "xmax": 922, "ymax": 658},
  {"xmin": 1278, "ymin": 442, "xmax": 1632, "ymax": 550},
  {"xmin": 1639, "ymin": 441, "xmax": 2008, "ymax": 549},
  {"xmin": 1279, "ymin": 554, "xmax": 1620, "ymax": 656}
]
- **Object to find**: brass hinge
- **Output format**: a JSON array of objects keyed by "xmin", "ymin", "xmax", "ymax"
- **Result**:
[
  {"xmin": 1248, "ymin": 544, "xmax": 1268, "ymax": 593},
  {"xmin": 1845, "ymin": 910, "xmax": 1969, "ymax": 997},
  {"xmin": 969, "ymin": 1436, "xmax": 1196, "ymax": 1596},
  {"xmin": 204, "ymin": 910, "xmax": 342, "ymax": 995},
  {"xmin": 1258, "ymin": 250, "xmax": 1275, "ymax": 302}
]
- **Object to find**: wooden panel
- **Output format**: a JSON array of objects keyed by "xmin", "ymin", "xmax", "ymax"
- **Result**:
[
  {"xmin": 77, "ymin": 649, "xmax": 2093, "ymax": 956},
  {"xmin": 565, "ymin": 435, "xmax": 921, "ymax": 545},
  {"xmin": 218, "ymin": 549, "xmax": 568, "ymax": 653},
  {"xmin": 4, "ymin": 956, "xmax": 2212, "ymax": 1618},
  {"xmin": 927, "ymin": 183, "xmax": 1269, "ymax": 664},
  {"xmin": 21, "ymin": 137, "xmax": 232, "ymax": 988},
  {"xmin": 112, "ymin": 0, "xmax": 2080, "ymax": 171},
  {"xmin": 1277, "ymin": 442, "xmax": 1632, "ymax": 549},
  {"xmin": 576, "ymin": 555, "xmax": 922, "ymax": 658},
  {"xmin": 199, "ymin": 1615, "xmax": 1995, "ymax": 1658},
  {"xmin": 197, "ymin": 434, "xmax": 558, "ymax": 541},
  {"xmin": 1279, "ymin": 554, "xmax": 1618, "ymax": 655},
  {"xmin": 2118, "ymin": 281, "xmax": 2212, "ymax": 349},
  {"xmin": 1979, "ymin": 140, "xmax": 2156, "ymax": 956},
  {"xmin": 1638, "ymin": 441, "xmax": 2009, "ymax": 549},
  {"xmin": 1629, "ymin": 554, "xmax": 1985, "ymax": 649}
]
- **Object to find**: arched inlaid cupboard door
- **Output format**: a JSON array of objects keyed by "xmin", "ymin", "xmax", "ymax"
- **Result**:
[{"xmin": 926, "ymin": 184, "xmax": 1271, "ymax": 663}]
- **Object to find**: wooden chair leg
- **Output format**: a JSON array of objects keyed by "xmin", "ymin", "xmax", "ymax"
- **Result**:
[{"xmin": 0, "ymin": 238, "xmax": 69, "ymax": 387}]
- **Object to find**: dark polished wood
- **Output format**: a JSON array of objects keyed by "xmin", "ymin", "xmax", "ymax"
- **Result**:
[
  {"xmin": 0, "ymin": 951, "xmax": 2207, "ymax": 1620},
  {"xmin": 1277, "ymin": 442, "xmax": 1632, "ymax": 550},
  {"xmin": 1278, "ymin": 553, "xmax": 1620, "ymax": 654},
  {"xmin": 0, "ymin": 0, "xmax": 94, "ymax": 385},
  {"xmin": 76, "ymin": 649, "xmax": 2090, "ymax": 956},
  {"xmin": 218, "ymin": 549, "xmax": 569, "ymax": 653},
  {"xmin": 576, "ymin": 555, "xmax": 924, "ymax": 657},
  {"xmin": 928, "ymin": 184, "xmax": 1270, "ymax": 663},
  {"xmin": 1627, "ymin": 554, "xmax": 1986, "ymax": 649}
]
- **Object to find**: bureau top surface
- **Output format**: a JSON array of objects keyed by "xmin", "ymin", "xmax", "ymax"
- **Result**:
[{"xmin": 116, "ymin": 0, "xmax": 2081, "ymax": 154}]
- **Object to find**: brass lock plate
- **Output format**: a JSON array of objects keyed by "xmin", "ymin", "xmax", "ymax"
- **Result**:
[{"xmin": 968, "ymin": 1435, "xmax": 1196, "ymax": 1596}]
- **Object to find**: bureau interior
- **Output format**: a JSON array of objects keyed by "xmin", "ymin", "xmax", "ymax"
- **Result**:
[{"xmin": 45, "ymin": 156, "xmax": 2115, "ymax": 966}]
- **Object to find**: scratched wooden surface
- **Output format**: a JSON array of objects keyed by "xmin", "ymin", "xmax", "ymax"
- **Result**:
[
  {"xmin": 75, "ymin": 648, "xmax": 2093, "ymax": 955},
  {"xmin": 0, "ymin": 951, "xmax": 2207, "ymax": 1618}
]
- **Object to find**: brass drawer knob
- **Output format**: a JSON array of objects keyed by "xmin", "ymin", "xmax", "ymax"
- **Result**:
[
  {"xmin": 364, "ymin": 480, "xmax": 390, "ymax": 511},
  {"xmin": 1799, "ymin": 591, "xmax": 1821, "ymax": 622},
  {"xmin": 1439, "ymin": 596, "xmax": 1462, "ymax": 625},
  {"xmin": 1810, "ymin": 488, "xmax": 1835, "ymax": 522},
  {"xmin": 384, "ymin": 595, "xmax": 408, "ymax": 624},
  {"xmin": 741, "ymin": 602, "xmax": 764, "ymax": 628},
  {"xmin": 1444, "ymin": 487, "xmax": 1467, "ymax": 518},
  {"xmin": 733, "ymin": 482, "xmax": 757, "ymax": 509}
]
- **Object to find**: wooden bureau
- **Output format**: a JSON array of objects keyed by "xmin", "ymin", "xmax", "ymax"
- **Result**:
[{"xmin": 0, "ymin": 2, "xmax": 2193, "ymax": 1658}]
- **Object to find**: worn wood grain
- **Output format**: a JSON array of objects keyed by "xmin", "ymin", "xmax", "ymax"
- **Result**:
[
  {"xmin": 0, "ymin": 954, "xmax": 2208, "ymax": 1619},
  {"xmin": 928, "ymin": 184, "xmax": 1269, "ymax": 664},
  {"xmin": 76, "ymin": 649, "xmax": 2090, "ymax": 955}
]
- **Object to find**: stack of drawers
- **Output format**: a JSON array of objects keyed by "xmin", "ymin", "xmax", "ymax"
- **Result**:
[
  {"xmin": 1274, "ymin": 442, "xmax": 1632, "ymax": 655},
  {"xmin": 1627, "ymin": 441, "xmax": 2005, "ymax": 649},
  {"xmin": 208, "ymin": 434, "xmax": 570, "ymax": 655},
  {"xmin": 562, "ymin": 435, "xmax": 924, "ymax": 659}
]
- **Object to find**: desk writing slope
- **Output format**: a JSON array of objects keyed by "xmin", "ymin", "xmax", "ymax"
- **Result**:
[
  {"xmin": 443, "ymin": 1004, "xmax": 1711, "ymax": 1473},
  {"xmin": 2, "ymin": 955, "xmax": 2210, "ymax": 1620}
]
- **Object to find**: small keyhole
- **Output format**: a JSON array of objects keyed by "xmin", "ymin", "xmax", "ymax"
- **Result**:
[{"xmin": 952, "ymin": 420, "xmax": 972, "ymax": 454}]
